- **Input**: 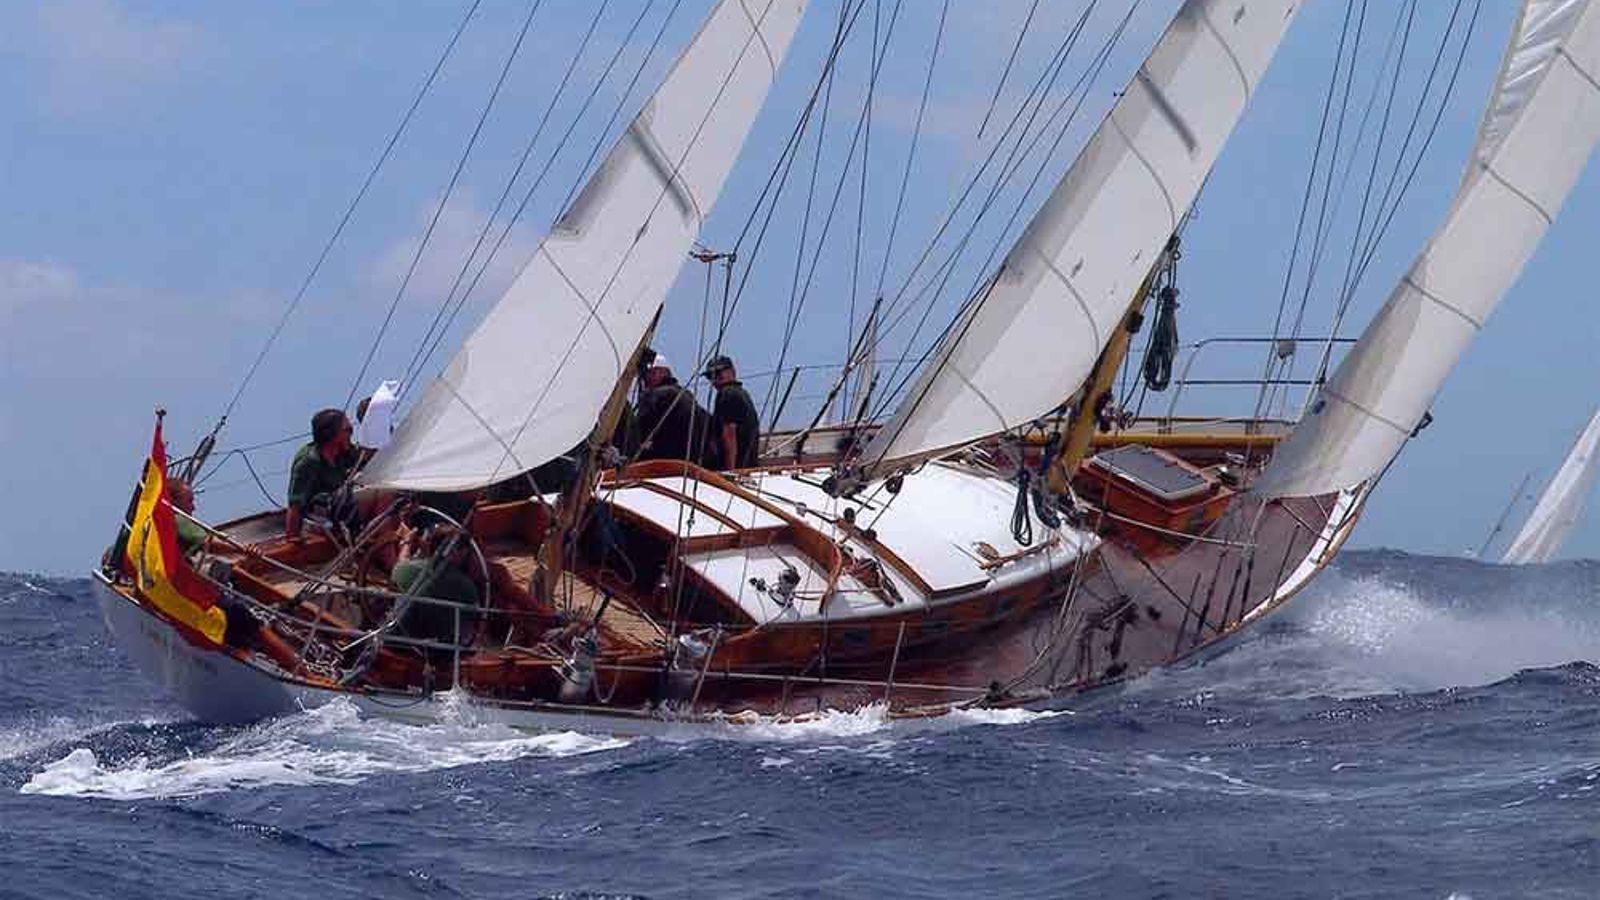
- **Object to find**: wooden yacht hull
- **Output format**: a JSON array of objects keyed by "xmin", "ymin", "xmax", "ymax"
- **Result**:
[{"xmin": 95, "ymin": 474, "xmax": 1365, "ymax": 731}]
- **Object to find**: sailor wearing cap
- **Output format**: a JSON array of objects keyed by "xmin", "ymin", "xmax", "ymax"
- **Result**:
[
  {"xmin": 704, "ymin": 355, "xmax": 760, "ymax": 470},
  {"xmin": 636, "ymin": 352, "xmax": 711, "ymax": 464}
]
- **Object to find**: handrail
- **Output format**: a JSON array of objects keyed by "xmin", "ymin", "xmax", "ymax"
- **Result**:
[{"xmin": 1161, "ymin": 336, "xmax": 1357, "ymax": 425}]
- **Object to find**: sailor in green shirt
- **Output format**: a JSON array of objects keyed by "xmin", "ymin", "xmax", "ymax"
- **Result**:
[
  {"xmin": 285, "ymin": 408, "xmax": 358, "ymax": 541},
  {"xmin": 390, "ymin": 522, "xmax": 481, "ymax": 645},
  {"xmin": 168, "ymin": 478, "xmax": 207, "ymax": 556}
]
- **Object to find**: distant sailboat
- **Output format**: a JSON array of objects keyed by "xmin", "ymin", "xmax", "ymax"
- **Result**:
[{"xmin": 1502, "ymin": 407, "xmax": 1600, "ymax": 564}]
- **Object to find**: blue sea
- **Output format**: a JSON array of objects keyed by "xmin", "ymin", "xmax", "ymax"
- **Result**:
[{"xmin": 1, "ymin": 550, "xmax": 1595, "ymax": 899}]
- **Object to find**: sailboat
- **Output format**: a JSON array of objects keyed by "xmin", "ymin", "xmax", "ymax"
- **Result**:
[
  {"xmin": 93, "ymin": 0, "xmax": 1600, "ymax": 731},
  {"xmin": 1500, "ymin": 407, "xmax": 1600, "ymax": 563}
]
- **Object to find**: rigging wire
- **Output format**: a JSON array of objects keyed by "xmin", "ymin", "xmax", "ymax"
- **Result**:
[
  {"xmin": 215, "ymin": 0, "xmax": 482, "ymax": 427},
  {"xmin": 863, "ymin": 1, "xmax": 1140, "ymax": 431},
  {"xmin": 811, "ymin": 0, "xmax": 1100, "ymax": 433},
  {"xmin": 868, "ymin": 0, "xmax": 1104, "ymax": 351},
  {"xmin": 762, "ymin": 0, "xmax": 852, "ymax": 421},
  {"xmin": 400, "ymin": 0, "xmax": 662, "ymax": 403},
  {"xmin": 842, "ymin": 0, "xmax": 895, "ymax": 416},
  {"xmin": 1312, "ymin": 0, "xmax": 1485, "ymax": 386},
  {"xmin": 976, "ymin": 0, "xmax": 1044, "ymax": 142},
  {"xmin": 745, "ymin": 0, "xmax": 1108, "ymax": 431},
  {"xmin": 709, "ymin": 0, "xmax": 874, "ymax": 353},
  {"xmin": 345, "ymin": 0, "xmax": 545, "ymax": 411},
  {"xmin": 851, "ymin": 0, "xmax": 1120, "ymax": 422},
  {"xmin": 400, "ymin": 0, "xmax": 615, "ymax": 394},
  {"xmin": 1250, "ymin": 0, "xmax": 1359, "ymax": 423},
  {"xmin": 1249, "ymin": 0, "xmax": 1482, "ymax": 427},
  {"xmin": 480, "ymin": 0, "xmax": 794, "ymax": 488},
  {"xmin": 763, "ymin": 0, "xmax": 919, "ymax": 425},
  {"xmin": 1261, "ymin": 0, "xmax": 1396, "ymax": 420}
]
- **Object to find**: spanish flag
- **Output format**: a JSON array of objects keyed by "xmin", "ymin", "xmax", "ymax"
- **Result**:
[{"xmin": 125, "ymin": 416, "xmax": 229, "ymax": 645}]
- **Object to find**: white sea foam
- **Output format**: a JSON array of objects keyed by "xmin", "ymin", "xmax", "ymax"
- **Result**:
[
  {"xmin": 1301, "ymin": 574, "xmax": 1600, "ymax": 692},
  {"xmin": 0, "ymin": 718, "xmax": 125, "ymax": 763},
  {"xmin": 939, "ymin": 706, "xmax": 1071, "ymax": 728},
  {"xmin": 679, "ymin": 704, "xmax": 893, "ymax": 743},
  {"xmin": 659, "ymin": 701, "xmax": 1067, "ymax": 744},
  {"xmin": 20, "ymin": 699, "xmax": 628, "ymax": 800}
]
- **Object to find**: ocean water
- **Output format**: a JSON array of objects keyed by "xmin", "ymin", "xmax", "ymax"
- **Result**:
[{"xmin": 1, "ymin": 550, "xmax": 1596, "ymax": 899}]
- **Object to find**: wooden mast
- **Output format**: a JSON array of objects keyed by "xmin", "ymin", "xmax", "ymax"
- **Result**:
[
  {"xmin": 536, "ymin": 311, "xmax": 662, "ymax": 605},
  {"xmin": 1044, "ymin": 238, "xmax": 1177, "ymax": 496}
]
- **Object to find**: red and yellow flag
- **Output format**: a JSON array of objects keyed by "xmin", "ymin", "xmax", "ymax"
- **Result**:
[{"xmin": 124, "ymin": 417, "xmax": 228, "ymax": 645}]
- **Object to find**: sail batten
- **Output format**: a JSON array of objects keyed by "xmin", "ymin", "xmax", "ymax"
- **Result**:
[
  {"xmin": 854, "ymin": 0, "xmax": 1302, "ymax": 479},
  {"xmin": 364, "ymin": 0, "xmax": 809, "ymax": 492},
  {"xmin": 1258, "ymin": 0, "xmax": 1600, "ymax": 500},
  {"xmin": 1503, "ymin": 407, "xmax": 1600, "ymax": 563}
]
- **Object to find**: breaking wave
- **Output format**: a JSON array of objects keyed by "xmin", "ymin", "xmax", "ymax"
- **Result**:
[
  {"xmin": 20, "ymin": 698, "xmax": 628, "ymax": 800},
  {"xmin": 1159, "ymin": 551, "xmax": 1600, "ymax": 700}
]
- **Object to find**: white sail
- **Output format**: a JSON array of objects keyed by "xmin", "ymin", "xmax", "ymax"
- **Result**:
[
  {"xmin": 365, "ymin": 0, "xmax": 809, "ymax": 491},
  {"xmin": 1258, "ymin": 0, "xmax": 1600, "ymax": 499},
  {"xmin": 855, "ymin": 0, "xmax": 1302, "ymax": 478},
  {"xmin": 1502, "ymin": 407, "xmax": 1600, "ymax": 563}
]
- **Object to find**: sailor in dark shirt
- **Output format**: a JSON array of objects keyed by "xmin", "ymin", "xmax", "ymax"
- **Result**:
[
  {"xmin": 704, "ymin": 355, "xmax": 761, "ymax": 470},
  {"xmin": 635, "ymin": 354, "xmax": 710, "ymax": 464},
  {"xmin": 285, "ymin": 408, "xmax": 358, "ymax": 541}
]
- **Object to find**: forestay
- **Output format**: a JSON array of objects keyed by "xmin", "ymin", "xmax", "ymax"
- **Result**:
[
  {"xmin": 1258, "ymin": 0, "xmax": 1600, "ymax": 499},
  {"xmin": 366, "ymin": 0, "xmax": 809, "ymax": 491},
  {"xmin": 854, "ymin": 0, "xmax": 1301, "ymax": 479},
  {"xmin": 1503, "ymin": 406, "xmax": 1600, "ymax": 564}
]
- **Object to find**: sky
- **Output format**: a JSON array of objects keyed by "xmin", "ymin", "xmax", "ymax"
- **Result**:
[{"xmin": 3, "ymin": 0, "xmax": 1597, "ymax": 576}]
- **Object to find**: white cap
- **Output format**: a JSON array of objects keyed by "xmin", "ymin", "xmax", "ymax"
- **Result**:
[{"xmin": 648, "ymin": 353, "xmax": 671, "ymax": 371}]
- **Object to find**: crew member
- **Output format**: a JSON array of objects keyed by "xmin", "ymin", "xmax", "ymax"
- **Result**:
[
  {"xmin": 704, "ymin": 355, "xmax": 761, "ymax": 470},
  {"xmin": 390, "ymin": 519, "xmax": 481, "ymax": 645},
  {"xmin": 635, "ymin": 354, "xmax": 710, "ymax": 464},
  {"xmin": 167, "ymin": 477, "xmax": 208, "ymax": 556},
  {"xmin": 285, "ymin": 408, "xmax": 358, "ymax": 541}
]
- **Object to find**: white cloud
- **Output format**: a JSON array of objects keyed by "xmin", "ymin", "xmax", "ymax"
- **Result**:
[
  {"xmin": 0, "ymin": 259, "xmax": 80, "ymax": 322},
  {"xmin": 32, "ymin": 0, "xmax": 205, "ymax": 117},
  {"xmin": 367, "ymin": 191, "xmax": 540, "ymax": 315}
]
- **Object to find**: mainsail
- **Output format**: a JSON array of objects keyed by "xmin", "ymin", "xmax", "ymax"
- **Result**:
[
  {"xmin": 1258, "ymin": 0, "xmax": 1600, "ymax": 499},
  {"xmin": 854, "ymin": 0, "xmax": 1302, "ymax": 479},
  {"xmin": 1502, "ymin": 406, "xmax": 1600, "ymax": 563},
  {"xmin": 365, "ymin": 0, "xmax": 809, "ymax": 491}
]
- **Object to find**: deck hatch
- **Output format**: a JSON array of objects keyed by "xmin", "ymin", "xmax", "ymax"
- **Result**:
[{"xmin": 1087, "ymin": 444, "xmax": 1212, "ymax": 502}]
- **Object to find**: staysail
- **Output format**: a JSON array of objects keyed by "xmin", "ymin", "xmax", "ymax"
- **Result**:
[
  {"xmin": 1257, "ymin": 0, "xmax": 1600, "ymax": 499},
  {"xmin": 365, "ymin": 0, "xmax": 809, "ymax": 491},
  {"xmin": 853, "ymin": 0, "xmax": 1302, "ymax": 479},
  {"xmin": 1502, "ymin": 406, "xmax": 1600, "ymax": 563}
]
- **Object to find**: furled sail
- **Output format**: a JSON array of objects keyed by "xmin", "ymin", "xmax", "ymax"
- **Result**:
[
  {"xmin": 1257, "ymin": 0, "xmax": 1600, "ymax": 499},
  {"xmin": 365, "ymin": 0, "xmax": 809, "ymax": 491},
  {"xmin": 1502, "ymin": 406, "xmax": 1600, "ymax": 564},
  {"xmin": 853, "ymin": 0, "xmax": 1302, "ymax": 479}
]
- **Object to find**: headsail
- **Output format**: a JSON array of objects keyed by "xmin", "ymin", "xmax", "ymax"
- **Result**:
[
  {"xmin": 365, "ymin": 0, "xmax": 809, "ymax": 491},
  {"xmin": 1502, "ymin": 407, "xmax": 1600, "ymax": 564},
  {"xmin": 853, "ymin": 0, "xmax": 1302, "ymax": 479},
  {"xmin": 1257, "ymin": 0, "xmax": 1600, "ymax": 499}
]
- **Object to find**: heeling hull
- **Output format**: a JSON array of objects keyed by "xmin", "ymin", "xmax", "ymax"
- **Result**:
[
  {"xmin": 96, "ymin": 485, "xmax": 1362, "ymax": 730},
  {"xmin": 696, "ymin": 485, "xmax": 1366, "ymax": 714}
]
